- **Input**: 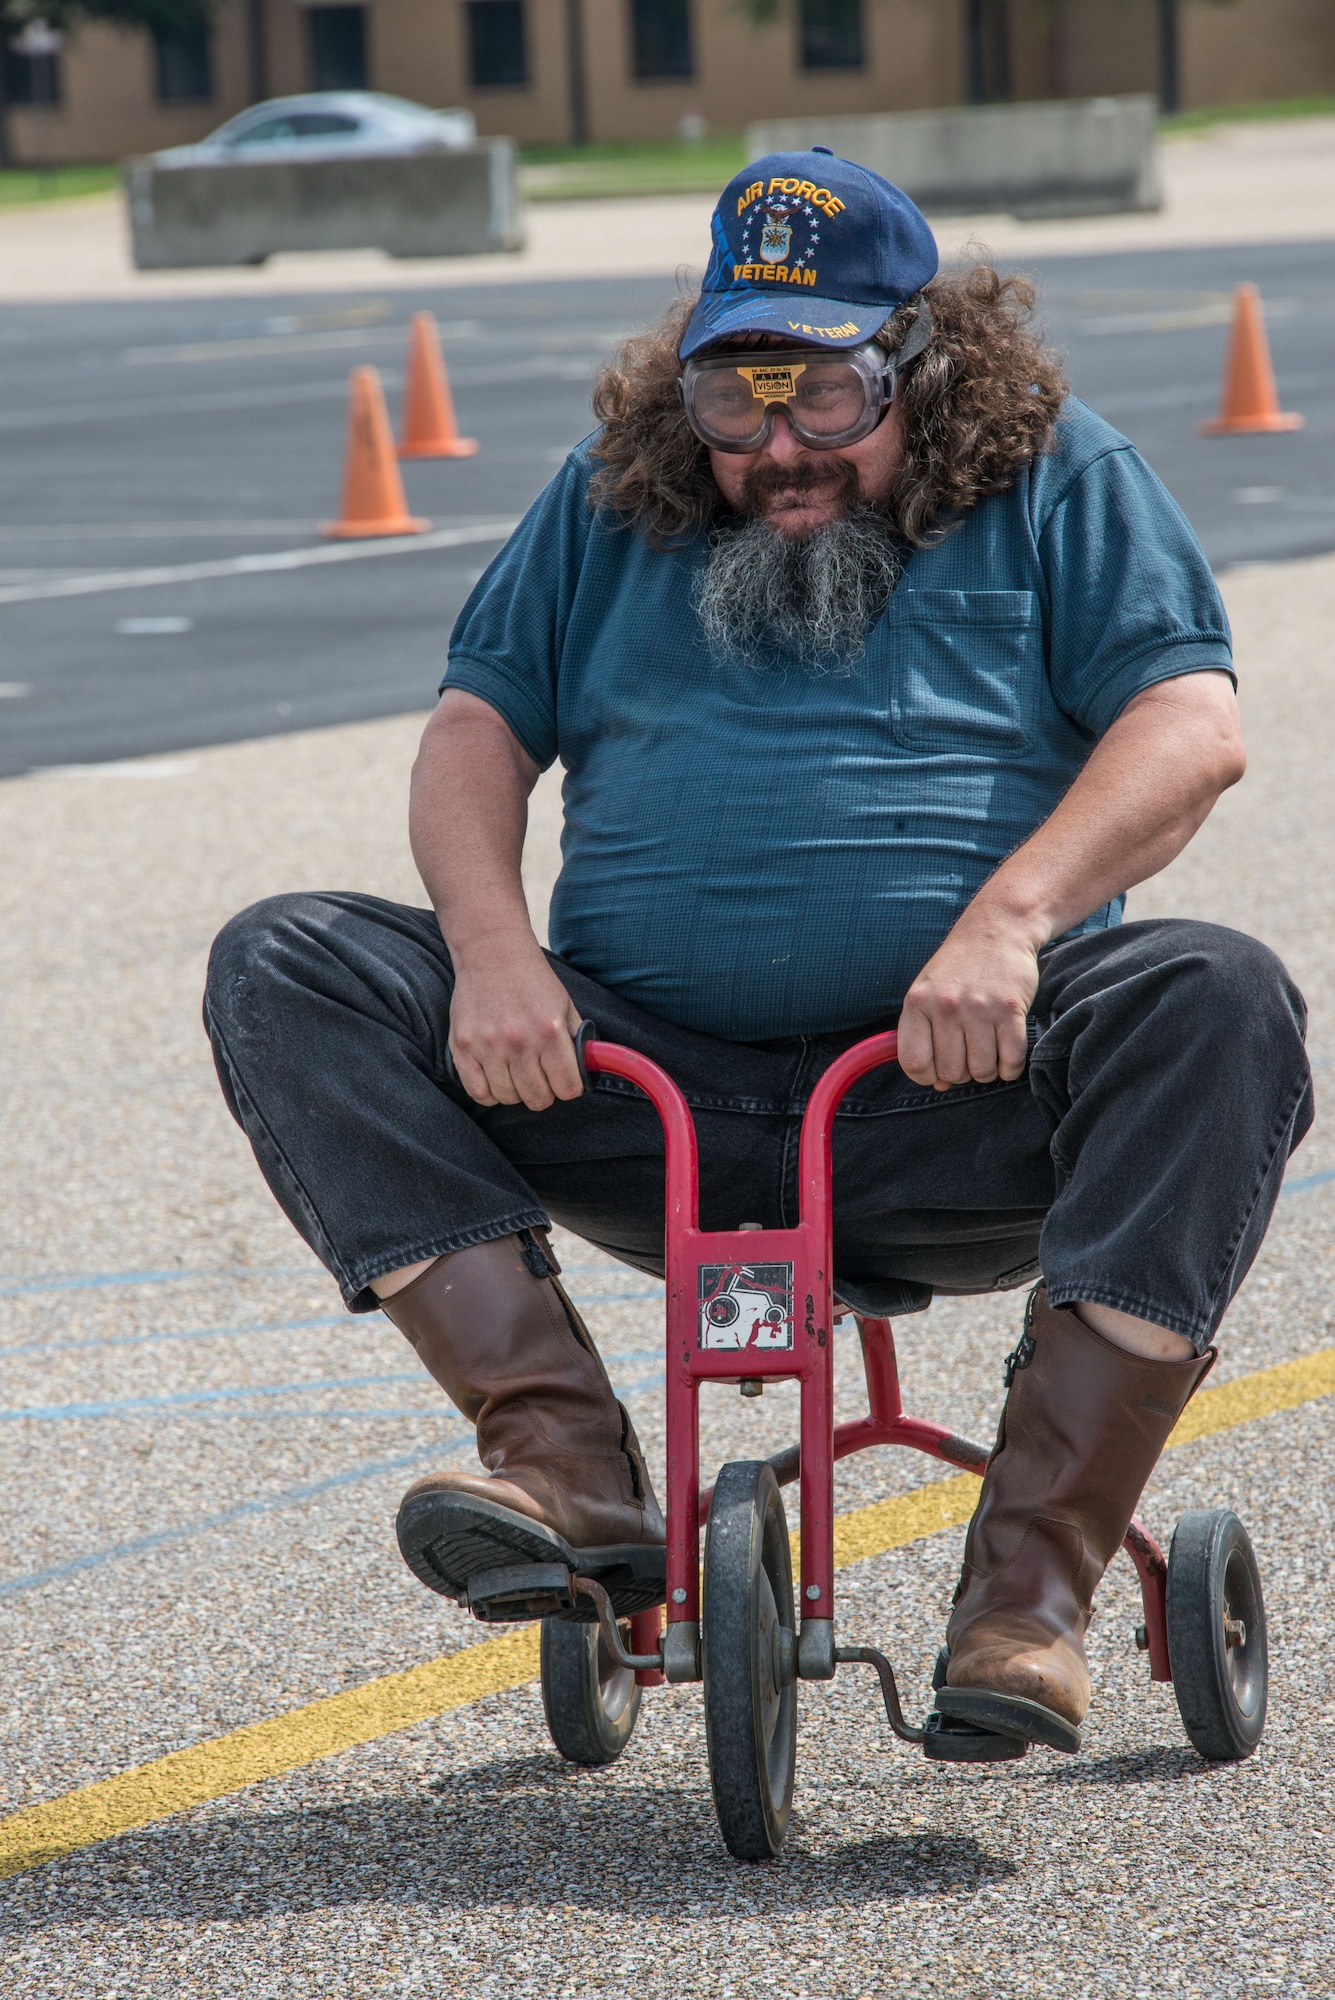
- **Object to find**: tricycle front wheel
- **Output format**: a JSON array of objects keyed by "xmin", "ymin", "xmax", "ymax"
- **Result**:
[{"xmin": 702, "ymin": 1460, "xmax": 798, "ymax": 1860}]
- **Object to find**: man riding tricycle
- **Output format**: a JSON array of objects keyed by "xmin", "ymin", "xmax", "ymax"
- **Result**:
[{"xmin": 205, "ymin": 150, "xmax": 1311, "ymax": 1858}]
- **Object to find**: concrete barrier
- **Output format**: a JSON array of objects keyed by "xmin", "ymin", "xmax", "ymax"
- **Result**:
[
  {"xmin": 746, "ymin": 96, "xmax": 1159, "ymax": 220},
  {"xmin": 123, "ymin": 142, "xmax": 524, "ymax": 269}
]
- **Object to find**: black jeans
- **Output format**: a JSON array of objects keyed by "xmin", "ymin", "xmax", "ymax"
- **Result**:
[{"xmin": 204, "ymin": 896, "xmax": 1312, "ymax": 1352}]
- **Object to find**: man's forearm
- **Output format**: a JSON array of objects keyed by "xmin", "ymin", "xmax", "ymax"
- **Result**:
[
  {"xmin": 961, "ymin": 671, "xmax": 1246, "ymax": 950},
  {"xmin": 896, "ymin": 671, "xmax": 1246, "ymax": 1091},
  {"xmin": 409, "ymin": 695, "xmax": 539, "ymax": 964},
  {"xmin": 409, "ymin": 692, "xmax": 582, "ymax": 1110}
]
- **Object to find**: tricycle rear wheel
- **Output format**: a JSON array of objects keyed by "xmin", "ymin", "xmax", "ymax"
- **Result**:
[
  {"xmin": 1166, "ymin": 1507, "xmax": 1267, "ymax": 1761},
  {"xmin": 540, "ymin": 1614, "xmax": 641, "ymax": 1766},
  {"xmin": 702, "ymin": 1460, "xmax": 797, "ymax": 1860}
]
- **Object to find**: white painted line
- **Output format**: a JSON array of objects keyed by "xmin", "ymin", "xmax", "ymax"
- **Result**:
[
  {"xmin": 0, "ymin": 521, "xmax": 517, "ymax": 609},
  {"xmin": 0, "ymin": 683, "xmax": 31, "ymax": 698},
  {"xmin": 39, "ymin": 758, "xmax": 201, "ymax": 780},
  {"xmin": 115, "ymin": 616, "xmax": 193, "ymax": 635},
  {"xmin": 121, "ymin": 321, "xmax": 483, "ymax": 365},
  {"xmin": 0, "ymin": 376, "xmax": 399, "ymax": 434},
  {"xmin": 1077, "ymin": 300, "xmax": 1297, "ymax": 337},
  {"xmin": 0, "ymin": 523, "xmax": 325, "ymax": 545}
]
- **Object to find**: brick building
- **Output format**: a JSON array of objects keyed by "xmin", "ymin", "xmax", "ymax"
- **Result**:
[{"xmin": 4, "ymin": 0, "xmax": 1335, "ymax": 167}]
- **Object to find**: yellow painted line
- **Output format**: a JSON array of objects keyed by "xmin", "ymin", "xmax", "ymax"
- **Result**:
[
  {"xmin": 1, "ymin": 1340, "xmax": 1332, "ymax": 1881},
  {"xmin": 0, "ymin": 1626, "xmax": 539, "ymax": 1881},
  {"xmin": 831, "ymin": 1471, "xmax": 979, "ymax": 1567},
  {"xmin": 1168, "ymin": 1342, "xmax": 1335, "ymax": 1449}
]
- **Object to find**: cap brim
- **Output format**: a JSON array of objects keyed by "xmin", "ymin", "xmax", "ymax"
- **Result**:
[{"xmin": 680, "ymin": 288, "xmax": 888, "ymax": 359}]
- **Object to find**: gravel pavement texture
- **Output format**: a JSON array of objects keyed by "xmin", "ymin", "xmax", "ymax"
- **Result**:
[{"xmin": 0, "ymin": 555, "xmax": 1332, "ymax": 1993}]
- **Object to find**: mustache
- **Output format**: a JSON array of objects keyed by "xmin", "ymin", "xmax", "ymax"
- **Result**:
[{"xmin": 740, "ymin": 453, "xmax": 861, "ymax": 514}]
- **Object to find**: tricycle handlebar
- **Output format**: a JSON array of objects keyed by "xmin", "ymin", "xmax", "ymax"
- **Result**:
[{"xmin": 582, "ymin": 1029, "xmax": 900, "ymax": 1235}]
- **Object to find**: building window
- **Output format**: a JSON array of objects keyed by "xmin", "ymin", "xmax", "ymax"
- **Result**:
[
  {"xmin": 308, "ymin": 5, "xmax": 367, "ymax": 90},
  {"xmin": 154, "ymin": 17, "xmax": 214, "ymax": 102},
  {"xmin": 965, "ymin": 0, "xmax": 1010, "ymax": 102},
  {"xmin": 799, "ymin": 0, "xmax": 863, "ymax": 71},
  {"xmin": 466, "ymin": 0, "xmax": 527, "ymax": 89},
  {"xmin": 2, "ymin": 47, "xmax": 61, "ymax": 105},
  {"xmin": 630, "ymin": 0, "xmax": 691, "ymax": 80}
]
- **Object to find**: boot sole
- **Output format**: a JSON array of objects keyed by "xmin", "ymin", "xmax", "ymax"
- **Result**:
[
  {"xmin": 396, "ymin": 1488, "xmax": 666, "ymax": 1622},
  {"xmin": 935, "ymin": 1687, "xmax": 1082, "ymax": 1754}
]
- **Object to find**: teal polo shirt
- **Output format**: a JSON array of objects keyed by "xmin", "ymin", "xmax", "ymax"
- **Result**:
[{"xmin": 443, "ymin": 397, "xmax": 1233, "ymax": 1042}]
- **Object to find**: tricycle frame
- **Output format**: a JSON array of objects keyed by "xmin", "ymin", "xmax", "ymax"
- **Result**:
[{"xmin": 584, "ymin": 1030, "xmax": 1174, "ymax": 1690}]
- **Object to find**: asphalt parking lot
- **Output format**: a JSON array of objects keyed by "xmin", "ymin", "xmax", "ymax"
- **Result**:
[
  {"xmin": 1, "ymin": 228, "xmax": 1334, "ymax": 1996},
  {"xmin": 2, "ymin": 236, "xmax": 1335, "ymax": 776}
]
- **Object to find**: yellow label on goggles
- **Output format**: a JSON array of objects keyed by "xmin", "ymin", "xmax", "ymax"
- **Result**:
[{"xmin": 734, "ymin": 362, "xmax": 807, "ymax": 402}]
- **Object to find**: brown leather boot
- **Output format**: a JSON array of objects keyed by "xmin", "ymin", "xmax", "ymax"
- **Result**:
[
  {"xmin": 383, "ymin": 1230, "xmax": 665, "ymax": 1622},
  {"xmin": 937, "ymin": 1284, "xmax": 1214, "ymax": 1752}
]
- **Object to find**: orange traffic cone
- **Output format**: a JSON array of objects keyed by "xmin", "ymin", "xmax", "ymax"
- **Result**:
[
  {"xmin": 1199, "ymin": 284, "xmax": 1303, "ymax": 436},
  {"xmin": 323, "ymin": 366, "xmax": 430, "ymax": 538},
  {"xmin": 398, "ymin": 311, "xmax": 479, "ymax": 460}
]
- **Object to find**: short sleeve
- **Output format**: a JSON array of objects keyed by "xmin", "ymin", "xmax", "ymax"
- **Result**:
[
  {"xmin": 1037, "ymin": 442, "xmax": 1234, "ymax": 738},
  {"xmin": 441, "ymin": 448, "xmax": 597, "ymax": 769}
]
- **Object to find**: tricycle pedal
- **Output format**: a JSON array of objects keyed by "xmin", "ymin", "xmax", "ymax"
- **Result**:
[
  {"xmin": 466, "ymin": 1561, "xmax": 575, "ymax": 1621},
  {"xmin": 922, "ymin": 1708, "xmax": 1028, "ymax": 1763}
]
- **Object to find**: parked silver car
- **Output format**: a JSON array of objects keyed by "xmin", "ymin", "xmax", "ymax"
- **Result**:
[{"xmin": 153, "ymin": 93, "xmax": 476, "ymax": 168}]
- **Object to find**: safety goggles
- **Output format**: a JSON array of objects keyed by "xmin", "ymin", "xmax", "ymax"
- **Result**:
[{"xmin": 678, "ymin": 305, "xmax": 932, "ymax": 454}]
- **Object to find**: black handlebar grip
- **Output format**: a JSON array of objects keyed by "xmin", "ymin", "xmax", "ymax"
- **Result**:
[{"xmin": 444, "ymin": 1019, "xmax": 596, "ymax": 1096}]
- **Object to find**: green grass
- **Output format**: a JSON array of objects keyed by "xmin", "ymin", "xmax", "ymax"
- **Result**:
[
  {"xmin": 1161, "ymin": 93, "xmax": 1335, "ymax": 135},
  {"xmin": 518, "ymin": 134, "xmax": 746, "ymax": 201},
  {"xmin": 522, "ymin": 98, "xmax": 1335, "ymax": 195},
  {"xmin": 0, "ymin": 141, "xmax": 739, "ymax": 209},
  {"xmin": 4, "ymin": 93, "xmax": 1335, "ymax": 212},
  {"xmin": 0, "ymin": 164, "xmax": 119, "ymax": 206}
]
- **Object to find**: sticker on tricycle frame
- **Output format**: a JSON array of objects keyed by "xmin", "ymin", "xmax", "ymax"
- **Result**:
[{"xmin": 697, "ymin": 1261, "xmax": 795, "ymax": 1351}]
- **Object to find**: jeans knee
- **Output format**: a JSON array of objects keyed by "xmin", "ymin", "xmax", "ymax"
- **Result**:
[
  {"xmin": 1167, "ymin": 923, "xmax": 1306, "ymax": 1049},
  {"xmin": 205, "ymin": 893, "xmax": 334, "ymax": 1042}
]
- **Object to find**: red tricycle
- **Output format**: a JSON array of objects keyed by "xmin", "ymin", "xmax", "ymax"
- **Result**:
[{"xmin": 530, "ymin": 1029, "xmax": 1268, "ymax": 1861}]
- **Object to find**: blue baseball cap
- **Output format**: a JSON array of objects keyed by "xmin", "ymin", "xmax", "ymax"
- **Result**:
[{"xmin": 680, "ymin": 148, "xmax": 938, "ymax": 360}]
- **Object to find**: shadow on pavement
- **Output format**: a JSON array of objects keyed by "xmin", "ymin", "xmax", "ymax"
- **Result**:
[
  {"xmin": 0, "ymin": 1753, "xmax": 1013, "ymax": 1928},
  {"xmin": 1043, "ymin": 1745, "xmax": 1209, "ymax": 1787}
]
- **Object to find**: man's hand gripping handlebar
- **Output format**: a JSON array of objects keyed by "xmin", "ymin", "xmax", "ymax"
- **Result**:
[
  {"xmin": 443, "ymin": 927, "xmax": 588, "ymax": 1108},
  {"xmin": 443, "ymin": 1017, "xmax": 596, "ymax": 1104}
]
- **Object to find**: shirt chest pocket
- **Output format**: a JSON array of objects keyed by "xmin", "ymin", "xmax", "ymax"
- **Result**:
[{"xmin": 887, "ymin": 589, "xmax": 1043, "ymax": 754}]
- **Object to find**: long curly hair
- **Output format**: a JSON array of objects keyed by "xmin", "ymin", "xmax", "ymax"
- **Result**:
[{"xmin": 587, "ymin": 265, "xmax": 1067, "ymax": 548}]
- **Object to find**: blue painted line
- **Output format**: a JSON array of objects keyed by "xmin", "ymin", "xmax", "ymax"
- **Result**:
[
  {"xmin": 614, "ymin": 1372, "xmax": 668, "ymax": 1400},
  {"xmin": 99, "ymin": 1409, "xmax": 459, "ymax": 1423},
  {"xmin": 96, "ymin": 1379, "xmax": 665, "ymax": 1421},
  {"xmin": 0, "ymin": 1369, "xmax": 429, "ymax": 1423},
  {"xmin": 562, "ymin": 1266, "xmax": 661, "ymax": 1279},
  {"xmin": 0, "ymin": 1321, "xmax": 661, "ymax": 1367},
  {"xmin": 0, "ymin": 1264, "xmax": 654, "ymax": 1300},
  {"xmin": 1282, "ymin": 1164, "xmax": 1335, "ymax": 1196},
  {"xmin": 0, "ymin": 1363, "xmax": 664, "ymax": 1422},
  {"xmin": 0, "ymin": 1314, "xmax": 347, "ymax": 1361},
  {"xmin": 0, "ymin": 1266, "xmax": 315, "ymax": 1298},
  {"xmin": 0, "ymin": 1438, "xmax": 469, "ymax": 1600},
  {"xmin": 575, "ymin": 1291, "xmax": 663, "ymax": 1306}
]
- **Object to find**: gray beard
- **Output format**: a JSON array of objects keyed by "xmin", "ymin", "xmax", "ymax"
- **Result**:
[{"xmin": 695, "ymin": 507, "xmax": 906, "ymax": 672}]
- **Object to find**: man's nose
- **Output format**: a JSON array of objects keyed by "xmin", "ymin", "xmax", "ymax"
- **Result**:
[{"xmin": 758, "ymin": 407, "xmax": 805, "ymax": 462}]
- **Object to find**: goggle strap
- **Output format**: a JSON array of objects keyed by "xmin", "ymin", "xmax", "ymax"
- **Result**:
[{"xmin": 884, "ymin": 300, "xmax": 933, "ymax": 387}]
